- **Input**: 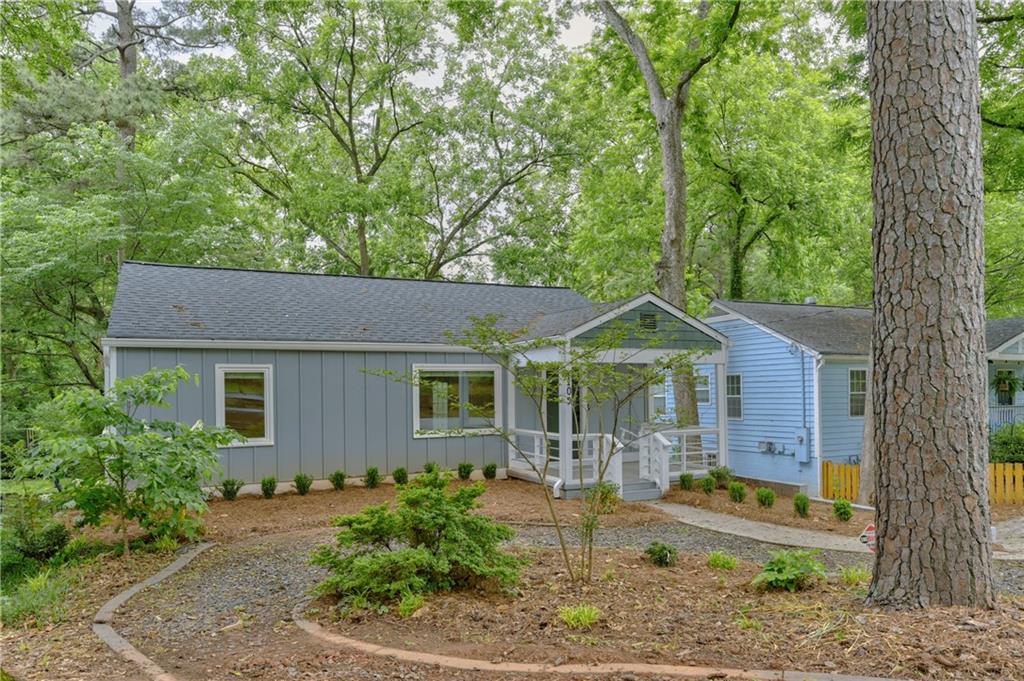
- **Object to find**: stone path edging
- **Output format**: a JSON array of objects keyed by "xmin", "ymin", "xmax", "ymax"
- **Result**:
[
  {"xmin": 92, "ymin": 541, "xmax": 216, "ymax": 681},
  {"xmin": 291, "ymin": 600, "xmax": 903, "ymax": 681},
  {"xmin": 651, "ymin": 502, "xmax": 1024, "ymax": 562}
]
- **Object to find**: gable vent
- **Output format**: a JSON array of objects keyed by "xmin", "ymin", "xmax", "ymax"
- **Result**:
[{"xmin": 639, "ymin": 312, "xmax": 658, "ymax": 331}]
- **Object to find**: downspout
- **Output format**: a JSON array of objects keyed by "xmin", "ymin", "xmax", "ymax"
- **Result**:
[{"xmin": 813, "ymin": 356, "xmax": 824, "ymax": 497}]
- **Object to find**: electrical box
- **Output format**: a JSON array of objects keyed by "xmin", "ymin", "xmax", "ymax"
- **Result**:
[{"xmin": 794, "ymin": 427, "xmax": 810, "ymax": 463}]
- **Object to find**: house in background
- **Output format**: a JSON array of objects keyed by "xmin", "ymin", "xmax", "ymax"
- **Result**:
[
  {"xmin": 683, "ymin": 300, "xmax": 1024, "ymax": 498},
  {"xmin": 104, "ymin": 262, "xmax": 728, "ymax": 501}
]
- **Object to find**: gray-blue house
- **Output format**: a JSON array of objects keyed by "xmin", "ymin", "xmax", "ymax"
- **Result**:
[
  {"xmin": 104, "ymin": 262, "xmax": 729, "ymax": 500},
  {"xmin": 688, "ymin": 300, "xmax": 1024, "ymax": 498}
]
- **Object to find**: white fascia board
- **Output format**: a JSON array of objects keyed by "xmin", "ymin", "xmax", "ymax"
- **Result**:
[
  {"xmin": 989, "ymin": 330, "xmax": 1024, "ymax": 356},
  {"xmin": 564, "ymin": 293, "xmax": 731, "ymax": 346},
  {"xmin": 594, "ymin": 348, "xmax": 727, "ymax": 365},
  {"xmin": 101, "ymin": 337, "xmax": 473, "ymax": 353},
  {"xmin": 709, "ymin": 301, "xmax": 821, "ymax": 359}
]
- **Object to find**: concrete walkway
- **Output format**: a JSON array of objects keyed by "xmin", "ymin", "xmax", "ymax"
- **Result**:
[{"xmin": 651, "ymin": 501, "xmax": 1024, "ymax": 562}]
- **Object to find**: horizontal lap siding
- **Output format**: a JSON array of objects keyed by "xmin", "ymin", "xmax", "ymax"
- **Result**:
[
  {"xmin": 820, "ymin": 360, "xmax": 868, "ymax": 464},
  {"xmin": 115, "ymin": 347, "xmax": 507, "ymax": 484},
  {"xmin": 705, "ymin": 318, "xmax": 819, "ymax": 496}
]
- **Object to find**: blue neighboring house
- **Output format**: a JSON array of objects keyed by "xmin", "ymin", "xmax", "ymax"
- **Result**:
[{"xmin": 677, "ymin": 300, "xmax": 1024, "ymax": 498}]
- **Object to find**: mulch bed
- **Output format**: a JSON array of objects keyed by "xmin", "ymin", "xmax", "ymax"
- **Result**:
[
  {"xmin": 663, "ymin": 485, "xmax": 875, "ymax": 537},
  {"xmin": 312, "ymin": 547, "xmax": 1024, "ymax": 680}
]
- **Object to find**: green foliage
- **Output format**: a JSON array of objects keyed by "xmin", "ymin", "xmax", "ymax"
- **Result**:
[
  {"xmin": 755, "ymin": 487, "xmax": 776, "ymax": 508},
  {"xmin": 457, "ymin": 462, "xmax": 474, "ymax": 481},
  {"xmin": 832, "ymin": 499, "xmax": 853, "ymax": 522},
  {"xmin": 261, "ymin": 477, "xmax": 277, "ymax": 499},
  {"xmin": 586, "ymin": 482, "xmax": 620, "ymax": 515},
  {"xmin": 392, "ymin": 467, "xmax": 408, "ymax": 485},
  {"xmin": 793, "ymin": 493, "xmax": 810, "ymax": 518},
  {"xmin": 482, "ymin": 463, "xmax": 497, "ymax": 480},
  {"xmin": 707, "ymin": 550, "xmax": 737, "ymax": 571},
  {"xmin": 152, "ymin": 535, "xmax": 179, "ymax": 553},
  {"xmin": 0, "ymin": 568, "xmax": 71, "ymax": 626},
  {"xmin": 990, "ymin": 424, "xmax": 1024, "ymax": 463},
  {"xmin": 294, "ymin": 473, "xmax": 313, "ymax": 496},
  {"xmin": 328, "ymin": 470, "xmax": 346, "ymax": 491},
  {"xmin": 840, "ymin": 566, "xmax": 871, "ymax": 586},
  {"xmin": 397, "ymin": 592, "xmax": 426, "ymax": 618},
  {"xmin": 644, "ymin": 541, "xmax": 678, "ymax": 567},
  {"xmin": 1, "ymin": 495, "xmax": 70, "ymax": 589},
  {"xmin": 23, "ymin": 368, "xmax": 232, "ymax": 547},
  {"xmin": 709, "ymin": 466, "xmax": 733, "ymax": 489},
  {"xmin": 364, "ymin": 467, "xmax": 381, "ymax": 489},
  {"xmin": 699, "ymin": 476, "xmax": 716, "ymax": 494},
  {"xmin": 219, "ymin": 479, "xmax": 243, "ymax": 501},
  {"xmin": 558, "ymin": 603, "xmax": 601, "ymax": 630},
  {"xmin": 311, "ymin": 468, "xmax": 519, "ymax": 606},
  {"xmin": 727, "ymin": 481, "xmax": 747, "ymax": 503},
  {"xmin": 679, "ymin": 473, "xmax": 695, "ymax": 491},
  {"xmin": 751, "ymin": 550, "xmax": 826, "ymax": 592},
  {"xmin": 423, "ymin": 462, "xmax": 439, "ymax": 474}
]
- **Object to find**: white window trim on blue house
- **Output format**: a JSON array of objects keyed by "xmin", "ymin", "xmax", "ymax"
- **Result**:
[
  {"xmin": 726, "ymin": 373, "xmax": 743, "ymax": 420},
  {"xmin": 848, "ymin": 368, "xmax": 867, "ymax": 418},
  {"xmin": 411, "ymin": 363, "xmax": 502, "ymax": 438},
  {"xmin": 215, "ymin": 363, "xmax": 275, "ymax": 448}
]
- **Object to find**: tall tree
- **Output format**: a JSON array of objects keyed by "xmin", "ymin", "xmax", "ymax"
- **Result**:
[
  {"xmin": 865, "ymin": 0, "xmax": 995, "ymax": 608},
  {"xmin": 596, "ymin": 0, "xmax": 740, "ymax": 425}
]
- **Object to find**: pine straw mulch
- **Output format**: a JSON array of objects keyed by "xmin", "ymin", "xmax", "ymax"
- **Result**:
[
  {"xmin": 663, "ymin": 485, "xmax": 875, "ymax": 537},
  {"xmin": 312, "ymin": 547, "xmax": 1024, "ymax": 681},
  {"xmin": 203, "ymin": 478, "xmax": 672, "ymax": 542}
]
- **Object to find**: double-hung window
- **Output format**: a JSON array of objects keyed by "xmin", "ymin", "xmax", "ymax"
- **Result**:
[
  {"xmin": 414, "ymin": 365, "xmax": 500, "ymax": 436},
  {"xmin": 216, "ymin": 364, "xmax": 274, "ymax": 446},
  {"xmin": 726, "ymin": 374, "xmax": 743, "ymax": 420},
  {"xmin": 694, "ymin": 374, "xmax": 711, "ymax": 405},
  {"xmin": 849, "ymin": 369, "xmax": 868, "ymax": 417}
]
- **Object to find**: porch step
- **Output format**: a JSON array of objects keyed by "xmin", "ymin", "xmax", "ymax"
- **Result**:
[{"xmin": 621, "ymin": 479, "xmax": 663, "ymax": 502}]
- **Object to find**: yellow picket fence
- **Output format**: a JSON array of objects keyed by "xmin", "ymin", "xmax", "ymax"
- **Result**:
[{"xmin": 821, "ymin": 460, "xmax": 1024, "ymax": 505}]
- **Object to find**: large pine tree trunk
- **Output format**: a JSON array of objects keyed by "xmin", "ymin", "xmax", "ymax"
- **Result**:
[{"xmin": 865, "ymin": 0, "xmax": 994, "ymax": 608}]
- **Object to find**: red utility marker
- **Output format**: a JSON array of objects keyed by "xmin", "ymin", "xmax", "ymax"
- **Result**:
[{"xmin": 859, "ymin": 523, "xmax": 876, "ymax": 553}]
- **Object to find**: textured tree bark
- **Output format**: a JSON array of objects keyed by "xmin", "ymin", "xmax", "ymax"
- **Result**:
[{"xmin": 865, "ymin": 0, "xmax": 995, "ymax": 608}]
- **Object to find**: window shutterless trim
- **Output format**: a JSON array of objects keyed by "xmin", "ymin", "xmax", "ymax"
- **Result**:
[
  {"xmin": 726, "ymin": 373, "xmax": 743, "ymax": 420},
  {"xmin": 848, "ymin": 368, "xmax": 867, "ymax": 418},
  {"xmin": 411, "ymin": 364, "xmax": 502, "ymax": 438},
  {"xmin": 215, "ymin": 364, "xmax": 274, "ymax": 447}
]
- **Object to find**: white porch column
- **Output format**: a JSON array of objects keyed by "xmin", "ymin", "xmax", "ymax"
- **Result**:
[
  {"xmin": 558, "ymin": 368, "xmax": 572, "ymax": 483},
  {"xmin": 715, "ymin": 361, "xmax": 729, "ymax": 468},
  {"xmin": 506, "ymin": 367, "xmax": 517, "ymax": 468}
]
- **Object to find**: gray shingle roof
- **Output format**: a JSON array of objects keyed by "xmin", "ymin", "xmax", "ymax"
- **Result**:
[
  {"xmin": 713, "ymin": 299, "xmax": 1024, "ymax": 355},
  {"xmin": 107, "ymin": 262, "xmax": 595, "ymax": 344}
]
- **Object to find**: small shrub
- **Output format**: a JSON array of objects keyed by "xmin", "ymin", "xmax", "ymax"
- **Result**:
[
  {"xmin": 755, "ymin": 487, "xmax": 776, "ymax": 508},
  {"xmin": 152, "ymin": 535, "xmax": 179, "ymax": 553},
  {"xmin": 482, "ymin": 463, "xmax": 497, "ymax": 480},
  {"xmin": 261, "ymin": 476, "xmax": 277, "ymax": 499},
  {"xmin": 679, "ymin": 473, "xmax": 694, "ymax": 491},
  {"xmin": 328, "ymin": 470, "xmax": 346, "ymax": 491},
  {"xmin": 840, "ymin": 566, "xmax": 871, "ymax": 586},
  {"xmin": 586, "ymin": 481, "xmax": 619, "ymax": 515},
  {"xmin": 708, "ymin": 466, "xmax": 733, "ymax": 489},
  {"xmin": 0, "ymin": 496, "xmax": 69, "ymax": 589},
  {"xmin": 423, "ymin": 462, "xmax": 438, "ymax": 474},
  {"xmin": 397, "ymin": 592, "xmax": 425, "ymax": 618},
  {"xmin": 364, "ymin": 467, "xmax": 381, "ymax": 488},
  {"xmin": 707, "ymin": 550, "xmax": 737, "ymax": 571},
  {"xmin": 990, "ymin": 423, "xmax": 1024, "ymax": 463},
  {"xmin": 751, "ymin": 549, "xmax": 826, "ymax": 592},
  {"xmin": 392, "ymin": 467, "xmax": 408, "ymax": 485},
  {"xmin": 832, "ymin": 499, "xmax": 853, "ymax": 522},
  {"xmin": 728, "ymin": 481, "xmax": 747, "ymax": 503},
  {"xmin": 219, "ymin": 478, "xmax": 243, "ymax": 501},
  {"xmin": 558, "ymin": 603, "xmax": 601, "ymax": 630},
  {"xmin": 312, "ymin": 468, "xmax": 519, "ymax": 606},
  {"xmin": 294, "ymin": 473, "xmax": 313, "ymax": 496},
  {"xmin": 0, "ymin": 568, "xmax": 71, "ymax": 626},
  {"xmin": 699, "ymin": 476, "xmax": 716, "ymax": 494},
  {"xmin": 644, "ymin": 541, "xmax": 677, "ymax": 567},
  {"xmin": 793, "ymin": 492, "xmax": 810, "ymax": 518},
  {"xmin": 457, "ymin": 462, "xmax": 474, "ymax": 481}
]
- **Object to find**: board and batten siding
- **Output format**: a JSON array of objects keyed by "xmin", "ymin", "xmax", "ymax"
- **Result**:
[
  {"xmin": 704, "ymin": 317, "xmax": 819, "ymax": 496},
  {"xmin": 117, "ymin": 347, "xmax": 508, "ymax": 484},
  {"xmin": 576, "ymin": 302, "xmax": 722, "ymax": 351},
  {"xmin": 819, "ymin": 360, "xmax": 868, "ymax": 464}
]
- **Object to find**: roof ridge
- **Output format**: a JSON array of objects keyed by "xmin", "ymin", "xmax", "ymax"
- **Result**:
[
  {"xmin": 121, "ymin": 260, "xmax": 577, "ymax": 291},
  {"xmin": 716, "ymin": 298, "xmax": 871, "ymax": 310}
]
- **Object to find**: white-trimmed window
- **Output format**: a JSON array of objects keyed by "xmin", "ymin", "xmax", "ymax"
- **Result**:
[
  {"xmin": 726, "ymin": 374, "xmax": 743, "ymax": 420},
  {"xmin": 216, "ymin": 364, "xmax": 273, "ymax": 447},
  {"xmin": 849, "ymin": 368, "xmax": 867, "ymax": 417},
  {"xmin": 652, "ymin": 373, "xmax": 709, "ymax": 422},
  {"xmin": 695, "ymin": 374, "xmax": 711, "ymax": 405},
  {"xmin": 413, "ymin": 365, "xmax": 501, "ymax": 436}
]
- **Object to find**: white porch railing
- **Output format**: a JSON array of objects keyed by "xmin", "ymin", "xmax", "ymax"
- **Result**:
[
  {"xmin": 508, "ymin": 429, "xmax": 624, "ymax": 495},
  {"xmin": 638, "ymin": 426, "xmax": 721, "ymax": 494},
  {"xmin": 990, "ymin": 405, "xmax": 1024, "ymax": 429}
]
